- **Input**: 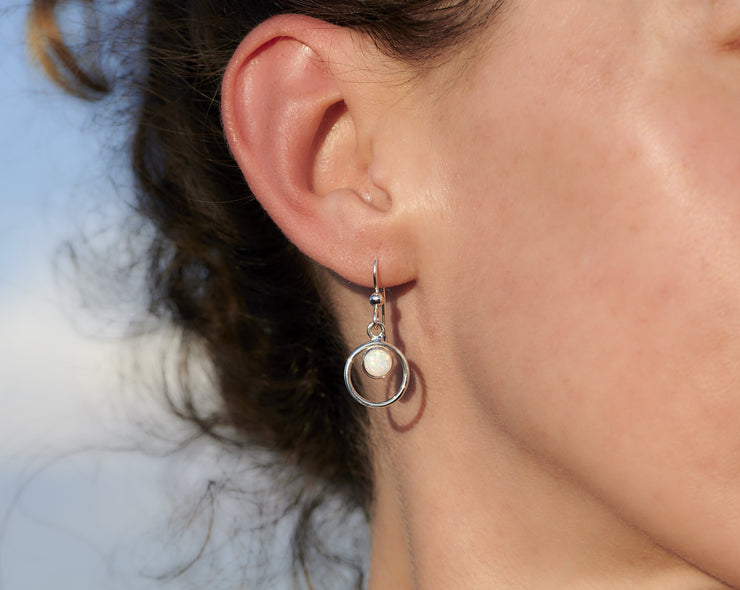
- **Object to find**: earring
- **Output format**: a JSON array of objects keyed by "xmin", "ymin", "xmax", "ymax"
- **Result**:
[{"xmin": 344, "ymin": 259, "xmax": 410, "ymax": 408}]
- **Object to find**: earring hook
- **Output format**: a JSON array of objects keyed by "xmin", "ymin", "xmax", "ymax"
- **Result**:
[{"xmin": 370, "ymin": 258, "xmax": 386, "ymax": 327}]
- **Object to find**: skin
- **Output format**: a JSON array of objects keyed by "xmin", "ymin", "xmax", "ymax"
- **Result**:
[
  {"xmin": 359, "ymin": 1, "xmax": 740, "ymax": 587},
  {"xmin": 224, "ymin": 1, "xmax": 740, "ymax": 587}
]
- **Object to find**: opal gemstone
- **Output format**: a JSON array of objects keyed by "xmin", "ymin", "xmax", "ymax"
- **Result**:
[{"xmin": 363, "ymin": 346, "xmax": 393, "ymax": 378}]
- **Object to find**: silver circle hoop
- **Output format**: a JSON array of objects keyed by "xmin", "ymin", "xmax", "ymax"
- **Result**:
[{"xmin": 344, "ymin": 340, "xmax": 410, "ymax": 408}]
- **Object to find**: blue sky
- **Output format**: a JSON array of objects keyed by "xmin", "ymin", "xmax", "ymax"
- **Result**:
[
  {"xmin": 0, "ymin": 2, "xmax": 123, "ymax": 454},
  {"xmin": 0, "ymin": 3, "xmax": 318, "ymax": 587},
  {"xmin": 0, "ymin": 3, "xmax": 200, "ymax": 589}
]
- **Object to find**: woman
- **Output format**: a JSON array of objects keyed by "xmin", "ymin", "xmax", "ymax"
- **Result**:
[{"xmin": 29, "ymin": 0, "xmax": 740, "ymax": 587}]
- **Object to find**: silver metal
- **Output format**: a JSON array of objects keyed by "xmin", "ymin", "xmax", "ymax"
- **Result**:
[
  {"xmin": 371, "ymin": 259, "xmax": 385, "ymax": 327},
  {"xmin": 367, "ymin": 321, "xmax": 385, "ymax": 340},
  {"xmin": 344, "ymin": 341, "xmax": 409, "ymax": 408},
  {"xmin": 369, "ymin": 292, "xmax": 384, "ymax": 306},
  {"xmin": 343, "ymin": 259, "xmax": 410, "ymax": 408}
]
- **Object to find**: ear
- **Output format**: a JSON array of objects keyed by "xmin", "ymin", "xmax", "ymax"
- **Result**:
[{"xmin": 221, "ymin": 15, "xmax": 415, "ymax": 287}]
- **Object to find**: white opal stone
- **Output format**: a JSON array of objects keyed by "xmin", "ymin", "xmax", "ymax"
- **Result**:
[{"xmin": 362, "ymin": 346, "xmax": 393, "ymax": 378}]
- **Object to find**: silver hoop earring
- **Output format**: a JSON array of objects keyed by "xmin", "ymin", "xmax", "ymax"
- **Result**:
[{"xmin": 344, "ymin": 259, "xmax": 410, "ymax": 408}]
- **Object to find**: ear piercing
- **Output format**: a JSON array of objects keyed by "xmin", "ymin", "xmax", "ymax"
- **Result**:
[{"xmin": 343, "ymin": 259, "xmax": 410, "ymax": 408}]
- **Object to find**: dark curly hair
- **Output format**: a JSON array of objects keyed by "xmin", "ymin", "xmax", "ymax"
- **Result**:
[{"xmin": 28, "ymin": 0, "xmax": 505, "ymax": 585}]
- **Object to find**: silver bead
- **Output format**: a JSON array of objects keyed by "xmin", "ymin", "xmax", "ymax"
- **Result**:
[{"xmin": 369, "ymin": 291, "xmax": 385, "ymax": 306}]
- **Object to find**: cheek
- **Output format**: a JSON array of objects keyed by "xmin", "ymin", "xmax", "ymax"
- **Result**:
[{"xmin": 439, "ymin": 41, "xmax": 740, "ymax": 576}]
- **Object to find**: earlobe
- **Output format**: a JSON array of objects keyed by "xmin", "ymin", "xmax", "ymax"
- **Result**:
[{"xmin": 221, "ymin": 15, "xmax": 415, "ymax": 287}]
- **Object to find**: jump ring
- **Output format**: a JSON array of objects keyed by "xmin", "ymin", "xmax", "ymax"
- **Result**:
[{"xmin": 367, "ymin": 321, "xmax": 385, "ymax": 340}]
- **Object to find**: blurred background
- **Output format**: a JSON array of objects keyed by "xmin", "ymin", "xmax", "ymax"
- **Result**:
[
  {"xmin": 0, "ymin": 0, "xmax": 357, "ymax": 586},
  {"xmin": 0, "ymin": 3, "xmax": 213, "ymax": 588}
]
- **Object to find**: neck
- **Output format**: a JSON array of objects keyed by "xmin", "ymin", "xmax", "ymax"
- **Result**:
[{"xmin": 365, "ymin": 391, "xmax": 729, "ymax": 590}]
